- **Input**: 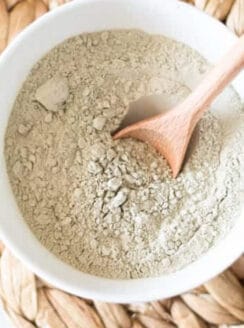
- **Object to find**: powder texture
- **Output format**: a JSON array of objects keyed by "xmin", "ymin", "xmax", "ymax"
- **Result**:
[{"xmin": 4, "ymin": 30, "xmax": 244, "ymax": 279}]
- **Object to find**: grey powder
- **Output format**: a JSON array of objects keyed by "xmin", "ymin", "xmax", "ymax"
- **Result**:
[{"xmin": 4, "ymin": 30, "xmax": 244, "ymax": 279}]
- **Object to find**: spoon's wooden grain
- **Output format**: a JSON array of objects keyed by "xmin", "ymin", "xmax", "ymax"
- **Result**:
[{"xmin": 114, "ymin": 35, "xmax": 244, "ymax": 177}]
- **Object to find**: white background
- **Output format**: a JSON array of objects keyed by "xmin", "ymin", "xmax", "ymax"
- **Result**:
[{"xmin": 0, "ymin": 307, "xmax": 12, "ymax": 327}]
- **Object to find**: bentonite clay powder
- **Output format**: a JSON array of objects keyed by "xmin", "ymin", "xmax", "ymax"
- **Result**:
[{"xmin": 5, "ymin": 30, "xmax": 244, "ymax": 279}]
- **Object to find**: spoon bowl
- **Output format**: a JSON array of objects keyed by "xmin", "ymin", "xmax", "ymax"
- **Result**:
[{"xmin": 114, "ymin": 35, "xmax": 244, "ymax": 177}]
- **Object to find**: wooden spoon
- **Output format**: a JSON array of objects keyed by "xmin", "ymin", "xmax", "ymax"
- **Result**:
[{"xmin": 113, "ymin": 35, "xmax": 244, "ymax": 178}]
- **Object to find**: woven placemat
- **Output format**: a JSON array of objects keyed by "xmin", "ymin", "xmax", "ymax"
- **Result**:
[{"xmin": 0, "ymin": 1, "xmax": 244, "ymax": 327}]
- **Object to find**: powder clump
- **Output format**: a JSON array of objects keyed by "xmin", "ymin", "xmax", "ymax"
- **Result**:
[
  {"xmin": 35, "ymin": 76, "xmax": 69, "ymax": 112},
  {"xmin": 4, "ymin": 30, "xmax": 244, "ymax": 279}
]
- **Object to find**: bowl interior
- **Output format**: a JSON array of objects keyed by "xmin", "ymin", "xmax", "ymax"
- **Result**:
[{"xmin": 0, "ymin": 0, "xmax": 243, "ymax": 303}]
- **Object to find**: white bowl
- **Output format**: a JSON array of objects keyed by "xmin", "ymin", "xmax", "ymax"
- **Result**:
[{"xmin": 0, "ymin": 0, "xmax": 243, "ymax": 303}]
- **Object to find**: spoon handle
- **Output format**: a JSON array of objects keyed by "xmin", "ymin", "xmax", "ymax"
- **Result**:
[{"xmin": 178, "ymin": 35, "xmax": 244, "ymax": 122}]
